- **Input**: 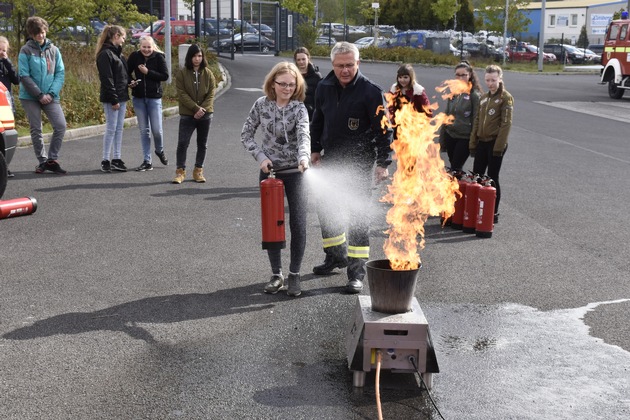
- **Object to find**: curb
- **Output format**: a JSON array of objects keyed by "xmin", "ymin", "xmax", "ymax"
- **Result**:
[{"xmin": 17, "ymin": 63, "xmax": 230, "ymax": 148}]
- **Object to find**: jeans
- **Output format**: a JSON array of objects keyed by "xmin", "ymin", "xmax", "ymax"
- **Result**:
[
  {"xmin": 133, "ymin": 97, "xmax": 163, "ymax": 163},
  {"xmin": 20, "ymin": 99, "xmax": 67, "ymax": 163},
  {"xmin": 260, "ymin": 170, "xmax": 308, "ymax": 275},
  {"xmin": 102, "ymin": 102, "xmax": 127, "ymax": 161},
  {"xmin": 473, "ymin": 140, "xmax": 506, "ymax": 213},
  {"xmin": 176, "ymin": 114, "xmax": 212, "ymax": 169}
]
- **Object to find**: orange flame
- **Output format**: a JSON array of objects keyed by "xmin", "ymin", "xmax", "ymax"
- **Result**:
[{"xmin": 381, "ymin": 79, "xmax": 470, "ymax": 270}]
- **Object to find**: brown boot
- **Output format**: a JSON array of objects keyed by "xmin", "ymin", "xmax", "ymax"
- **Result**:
[
  {"xmin": 172, "ymin": 168, "xmax": 186, "ymax": 184},
  {"xmin": 193, "ymin": 167, "xmax": 206, "ymax": 183}
]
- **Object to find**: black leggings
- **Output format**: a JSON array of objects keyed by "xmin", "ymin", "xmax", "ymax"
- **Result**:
[
  {"xmin": 259, "ymin": 170, "xmax": 308, "ymax": 274},
  {"xmin": 473, "ymin": 140, "xmax": 506, "ymax": 213},
  {"xmin": 443, "ymin": 131, "xmax": 470, "ymax": 171}
]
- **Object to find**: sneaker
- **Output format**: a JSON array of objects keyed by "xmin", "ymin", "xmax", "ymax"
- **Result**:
[
  {"xmin": 135, "ymin": 161, "xmax": 153, "ymax": 172},
  {"xmin": 111, "ymin": 159, "xmax": 127, "ymax": 172},
  {"xmin": 345, "ymin": 279, "xmax": 363, "ymax": 294},
  {"xmin": 264, "ymin": 274, "xmax": 284, "ymax": 294},
  {"xmin": 156, "ymin": 151, "xmax": 168, "ymax": 166},
  {"xmin": 7, "ymin": 170, "xmax": 14, "ymax": 178},
  {"xmin": 101, "ymin": 160, "xmax": 112, "ymax": 173},
  {"xmin": 35, "ymin": 162, "xmax": 47, "ymax": 174},
  {"xmin": 287, "ymin": 273, "xmax": 301, "ymax": 297},
  {"xmin": 45, "ymin": 160, "xmax": 67, "ymax": 174}
]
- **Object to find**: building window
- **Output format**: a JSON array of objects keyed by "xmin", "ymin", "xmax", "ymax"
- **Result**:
[
  {"xmin": 549, "ymin": 15, "xmax": 556, "ymax": 27},
  {"xmin": 571, "ymin": 14, "xmax": 578, "ymax": 26}
]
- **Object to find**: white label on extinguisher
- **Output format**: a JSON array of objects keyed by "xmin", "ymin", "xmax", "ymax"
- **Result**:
[{"xmin": 477, "ymin": 200, "xmax": 484, "ymax": 224}]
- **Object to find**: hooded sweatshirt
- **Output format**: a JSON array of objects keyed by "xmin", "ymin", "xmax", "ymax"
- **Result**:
[{"xmin": 241, "ymin": 96, "xmax": 310, "ymax": 169}]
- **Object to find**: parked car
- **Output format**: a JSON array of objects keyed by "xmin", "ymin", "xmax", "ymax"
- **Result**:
[
  {"xmin": 0, "ymin": 81, "xmax": 18, "ymax": 199},
  {"xmin": 213, "ymin": 33, "xmax": 275, "ymax": 53},
  {"xmin": 354, "ymin": 36, "xmax": 387, "ymax": 49},
  {"xmin": 131, "ymin": 20, "xmax": 197, "ymax": 46},
  {"xmin": 506, "ymin": 43, "xmax": 556, "ymax": 63},
  {"xmin": 543, "ymin": 44, "xmax": 585, "ymax": 64},
  {"xmin": 221, "ymin": 19, "xmax": 259, "ymax": 34},
  {"xmin": 203, "ymin": 18, "xmax": 231, "ymax": 36},
  {"xmin": 253, "ymin": 23, "xmax": 274, "ymax": 38},
  {"xmin": 588, "ymin": 44, "xmax": 604, "ymax": 55},
  {"xmin": 449, "ymin": 44, "xmax": 470, "ymax": 58},
  {"xmin": 385, "ymin": 30, "xmax": 426, "ymax": 49},
  {"xmin": 316, "ymin": 35, "xmax": 336, "ymax": 46},
  {"xmin": 582, "ymin": 48, "xmax": 601, "ymax": 64}
]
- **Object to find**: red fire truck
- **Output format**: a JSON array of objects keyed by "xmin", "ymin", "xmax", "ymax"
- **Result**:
[{"xmin": 600, "ymin": 19, "xmax": 630, "ymax": 99}]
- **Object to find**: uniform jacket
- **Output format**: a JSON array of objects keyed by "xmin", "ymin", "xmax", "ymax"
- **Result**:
[
  {"xmin": 0, "ymin": 57, "xmax": 20, "ymax": 94},
  {"xmin": 96, "ymin": 43, "xmax": 129, "ymax": 105},
  {"xmin": 241, "ymin": 97, "xmax": 310, "ymax": 169},
  {"xmin": 175, "ymin": 66, "xmax": 216, "ymax": 116},
  {"xmin": 388, "ymin": 81, "xmax": 432, "ymax": 118},
  {"xmin": 441, "ymin": 89, "xmax": 481, "ymax": 140},
  {"xmin": 470, "ymin": 87, "xmax": 513, "ymax": 156},
  {"xmin": 127, "ymin": 50, "xmax": 169, "ymax": 99},
  {"xmin": 311, "ymin": 69, "xmax": 392, "ymax": 168},
  {"xmin": 18, "ymin": 38, "xmax": 65, "ymax": 102},
  {"xmin": 302, "ymin": 62, "xmax": 322, "ymax": 119}
]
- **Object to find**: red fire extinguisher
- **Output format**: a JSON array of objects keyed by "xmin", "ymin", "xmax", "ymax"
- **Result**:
[
  {"xmin": 0, "ymin": 196, "xmax": 38, "ymax": 220},
  {"xmin": 260, "ymin": 168, "xmax": 286, "ymax": 250},
  {"xmin": 462, "ymin": 177, "xmax": 481, "ymax": 234},
  {"xmin": 451, "ymin": 175, "xmax": 469, "ymax": 230},
  {"xmin": 476, "ymin": 179, "xmax": 497, "ymax": 238}
]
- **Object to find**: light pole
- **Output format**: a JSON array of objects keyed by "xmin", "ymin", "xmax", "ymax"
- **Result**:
[
  {"xmin": 372, "ymin": 3, "xmax": 379, "ymax": 41},
  {"xmin": 344, "ymin": 0, "xmax": 347, "ymax": 41}
]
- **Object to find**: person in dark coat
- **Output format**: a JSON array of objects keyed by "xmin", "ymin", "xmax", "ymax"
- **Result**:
[
  {"xmin": 293, "ymin": 47, "xmax": 322, "ymax": 120},
  {"xmin": 96, "ymin": 25, "xmax": 132, "ymax": 173},
  {"xmin": 310, "ymin": 42, "xmax": 393, "ymax": 294},
  {"xmin": 127, "ymin": 36, "xmax": 170, "ymax": 171}
]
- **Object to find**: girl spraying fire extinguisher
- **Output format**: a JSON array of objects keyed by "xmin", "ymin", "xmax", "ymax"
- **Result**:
[{"xmin": 241, "ymin": 62, "xmax": 310, "ymax": 297}]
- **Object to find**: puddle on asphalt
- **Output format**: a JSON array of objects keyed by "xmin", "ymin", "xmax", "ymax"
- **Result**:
[{"xmin": 424, "ymin": 299, "xmax": 630, "ymax": 419}]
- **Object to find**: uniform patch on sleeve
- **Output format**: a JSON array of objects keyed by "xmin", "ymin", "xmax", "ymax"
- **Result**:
[{"xmin": 348, "ymin": 118, "xmax": 360, "ymax": 130}]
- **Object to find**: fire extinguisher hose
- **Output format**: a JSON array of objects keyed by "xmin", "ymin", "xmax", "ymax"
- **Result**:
[{"xmin": 375, "ymin": 349, "xmax": 383, "ymax": 420}]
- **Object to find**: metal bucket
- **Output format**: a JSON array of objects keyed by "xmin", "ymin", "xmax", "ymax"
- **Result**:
[{"xmin": 366, "ymin": 259, "xmax": 420, "ymax": 314}]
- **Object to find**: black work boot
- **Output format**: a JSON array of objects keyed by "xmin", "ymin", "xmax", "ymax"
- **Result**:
[
  {"xmin": 345, "ymin": 257, "xmax": 367, "ymax": 294},
  {"xmin": 313, "ymin": 245, "xmax": 348, "ymax": 275}
]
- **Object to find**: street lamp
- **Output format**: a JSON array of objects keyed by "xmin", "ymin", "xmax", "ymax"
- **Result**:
[{"xmin": 372, "ymin": 2, "xmax": 379, "ymax": 40}]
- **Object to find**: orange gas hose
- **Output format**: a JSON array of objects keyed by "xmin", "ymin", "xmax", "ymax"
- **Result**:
[{"xmin": 375, "ymin": 350, "xmax": 383, "ymax": 420}]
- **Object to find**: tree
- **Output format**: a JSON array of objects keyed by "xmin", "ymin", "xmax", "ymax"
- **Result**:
[
  {"xmin": 282, "ymin": 0, "xmax": 315, "ymax": 18},
  {"xmin": 475, "ymin": 0, "xmax": 531, "ymax": 38},
  {"xmin": 577, "ymin": 24, "xmax": 589, "ymax": 49},
  {"xmin": 8, "ymin": 0, "xmax": 151, "ymax": 45},
  {"xmin": 431, "ymin": 0, "xmax": 460, "ymax": 29}
]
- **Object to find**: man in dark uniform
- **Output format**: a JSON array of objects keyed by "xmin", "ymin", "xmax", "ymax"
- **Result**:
[{"xmin": 310, "ymin": 41, "xmax": 393, "ymax": 294}]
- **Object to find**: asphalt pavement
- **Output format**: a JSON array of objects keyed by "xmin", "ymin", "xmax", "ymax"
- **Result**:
[{"xmin": 1, "ymin": 54, "xmax": 629, "ymax": 419}]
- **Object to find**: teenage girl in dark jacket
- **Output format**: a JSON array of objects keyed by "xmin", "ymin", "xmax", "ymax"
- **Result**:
[
  {"xmin": 293, "ymin": 47, "xmax": 322, "ymax": 120},
  {"xmin": 96, "ymin": 25, "xmax": 132, "ymax": 173},
  {"xmin": 127, "ymin": 36, "xmax": 170, "ymax": 171}
]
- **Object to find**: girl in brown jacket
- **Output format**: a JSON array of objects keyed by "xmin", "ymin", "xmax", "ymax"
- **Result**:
[{"xmin": 470, "ymin": 64, "xmax": 514, "ymax": 223}]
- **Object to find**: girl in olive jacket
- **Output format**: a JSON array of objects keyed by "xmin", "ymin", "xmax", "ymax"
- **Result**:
[
  {"xmin": 470, "ymin": 64, "xmax": 514, "ymax": 222},
  {"xmin": 173, "ymin": 44, "xmax": 216, "ymax": 184}
]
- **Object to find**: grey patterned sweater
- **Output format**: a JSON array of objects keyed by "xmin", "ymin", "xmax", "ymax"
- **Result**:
[{"xmin": 241, "ymin": 96, "xmax": 310, "ymax": 169}]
